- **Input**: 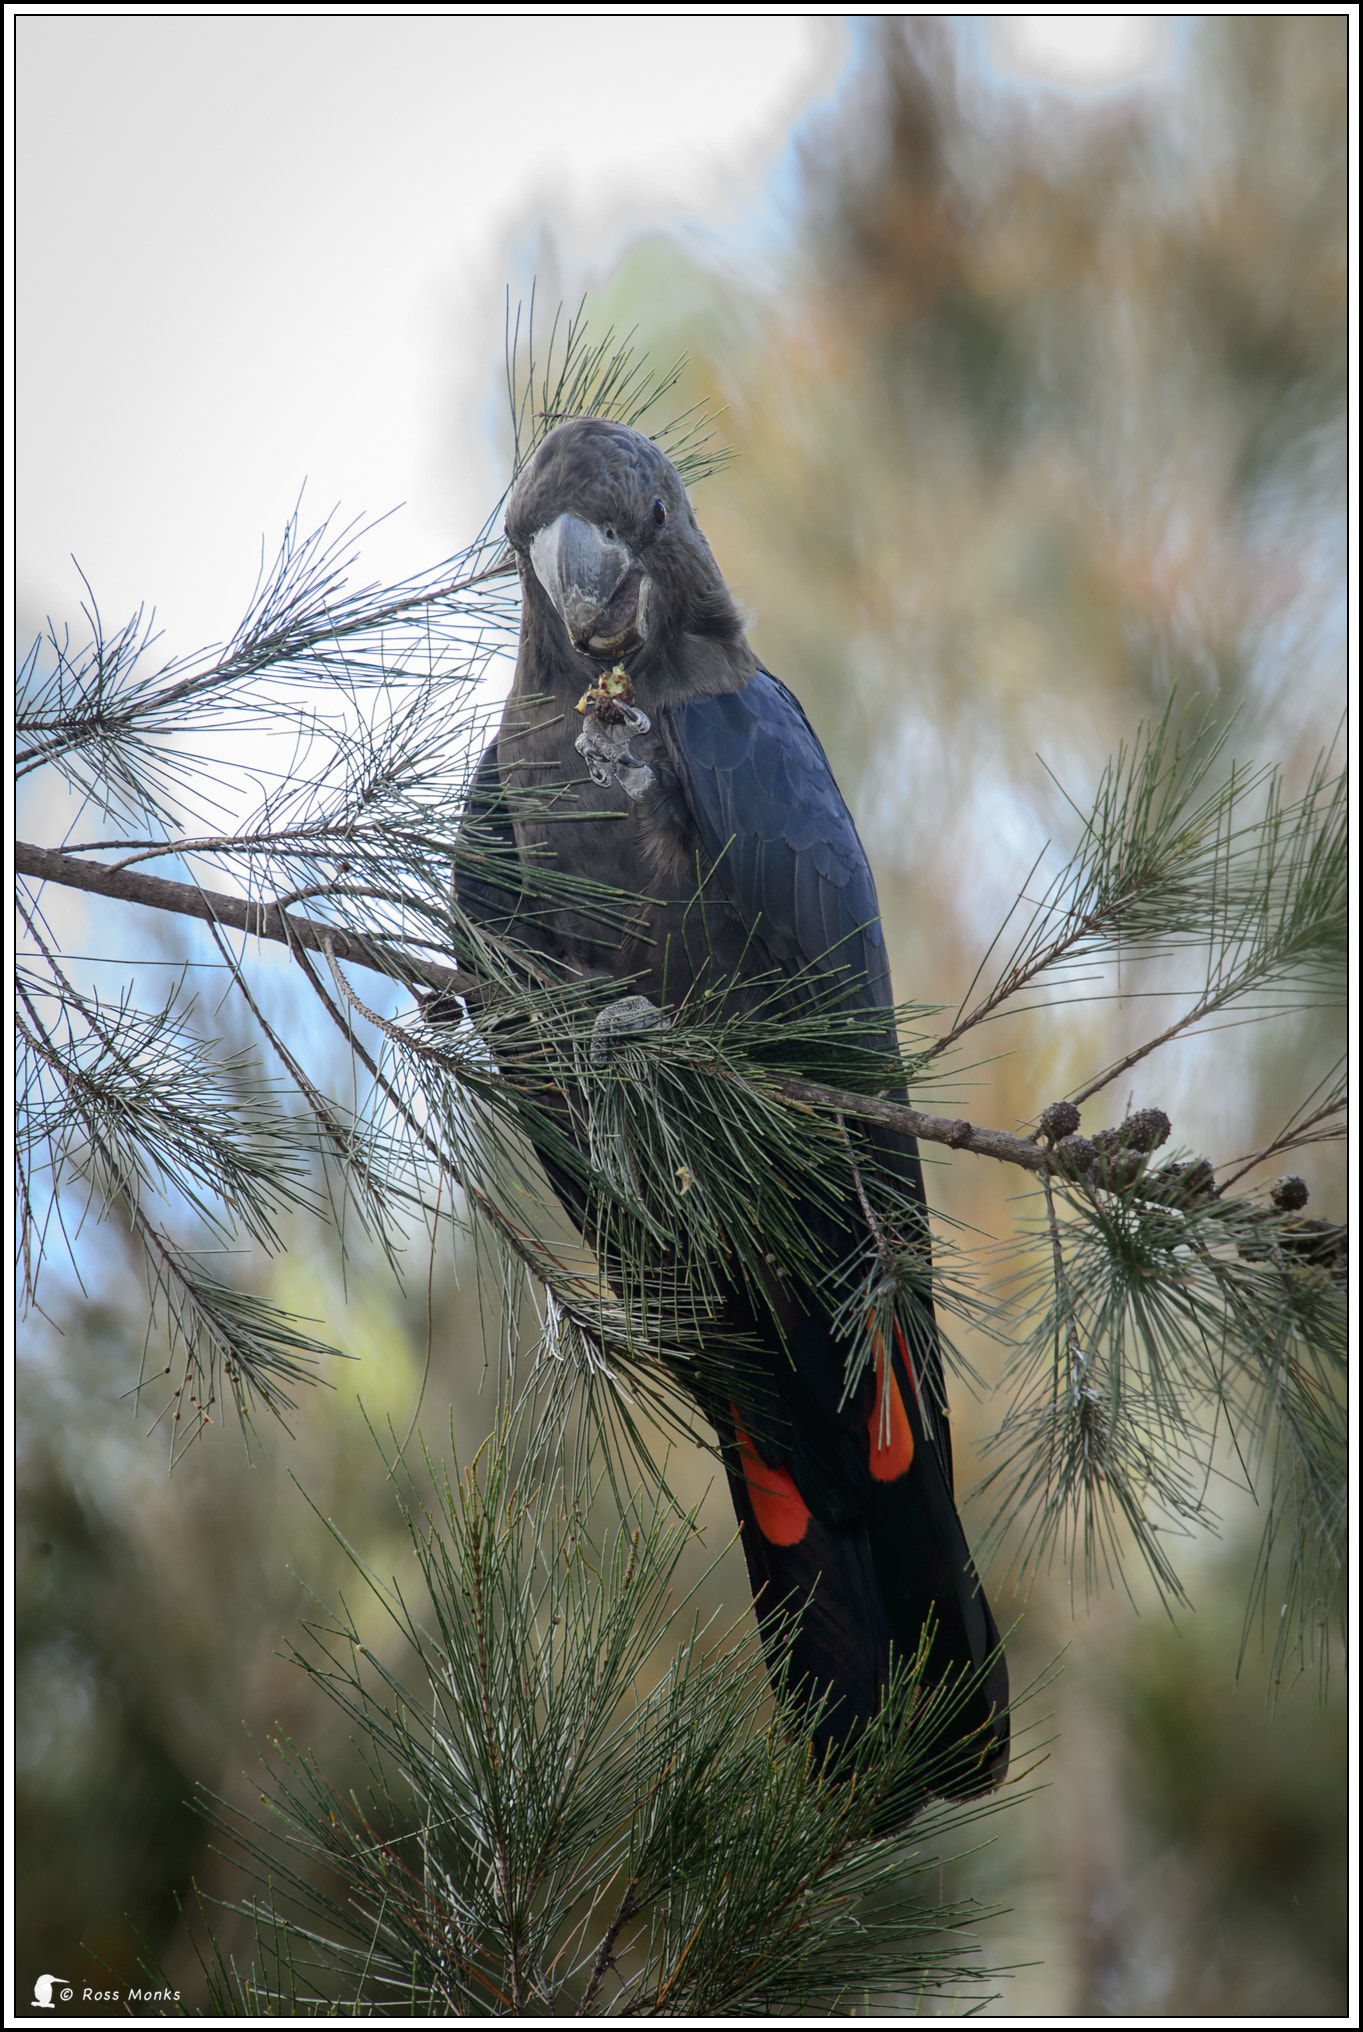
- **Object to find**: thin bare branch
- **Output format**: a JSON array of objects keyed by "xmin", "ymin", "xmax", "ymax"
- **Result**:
[{"xmin": 17, "ymin": 841, "xmax": 475, "ymax": 1000}]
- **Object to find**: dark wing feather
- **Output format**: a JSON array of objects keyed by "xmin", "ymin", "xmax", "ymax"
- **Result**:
[
  {"xmin": 659, "ymin": 670, "xmax": 1008, "ymax": 1786},
  {"xmin": 659, "ymin": 670, "xmax": 892, "ymax": 1007}
]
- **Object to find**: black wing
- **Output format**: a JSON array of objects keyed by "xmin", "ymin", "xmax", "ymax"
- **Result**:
[
  {"xmin": 659, "ymin": 669, "xmax": 893, "ymax": 1011},
  {"xmin": 658, "ymin": 667, "xmax": 946, "ymax": 1427},
  {"xmin": 661, "ymin": 671, "xmax": 1008, "ymax": 1786}
]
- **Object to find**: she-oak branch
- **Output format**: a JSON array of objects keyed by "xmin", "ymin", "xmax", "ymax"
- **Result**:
[{"xmin": 14, "ymin": 839, "xmax": 1116, "ymax": 1183}]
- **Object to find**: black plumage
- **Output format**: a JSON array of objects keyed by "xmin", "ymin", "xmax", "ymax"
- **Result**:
[{"xmin": 457, "ymin": 417, "xmax": 1008, "ymax": 1795}]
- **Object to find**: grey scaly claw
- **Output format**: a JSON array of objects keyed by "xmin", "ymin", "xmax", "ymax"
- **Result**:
[
  {"xmin": 589, "ymin": 995, "xmax": 670, "ymax": 1066},
  {"xmin": 575, "ymin": 701, "xmax": 655, "ymax": 799}
]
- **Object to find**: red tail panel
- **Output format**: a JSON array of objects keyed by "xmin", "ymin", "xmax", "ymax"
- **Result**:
[
  {"xmin": 868, "ymin": 1330, "xmax": 915, "ymax": 1483},
  {"xmin": 732, "ymin": 1404, "xmax": 811, "ymax": 1546}
]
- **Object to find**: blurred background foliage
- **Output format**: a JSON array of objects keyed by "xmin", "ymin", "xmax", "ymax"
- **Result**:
[{"xmin": 17, "ymin": 16, "xmax": 1346, "ymax": 2015}]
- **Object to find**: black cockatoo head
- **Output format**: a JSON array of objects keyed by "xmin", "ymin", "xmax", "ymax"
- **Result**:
[{"xmin": 505, "ymin": 419, "xmax": 751, "ymax": 683}]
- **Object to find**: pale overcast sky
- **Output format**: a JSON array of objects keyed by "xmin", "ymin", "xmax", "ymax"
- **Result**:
[
  {"xmin": 16, "ymin": 16, "xmax": 852, "ymax": 656},
  {"xmin": 16, "ymin": 13, "xmax": 1179, "ymax": 667}
]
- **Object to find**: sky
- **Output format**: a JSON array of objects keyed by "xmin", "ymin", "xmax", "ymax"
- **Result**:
[
  {"xmin": 15, "ymin": 13, "xmax": 1178, "ymax": 672},
  {"xmin": 16, "ymin": 16, "xmax": 850, "ymax": 659}
]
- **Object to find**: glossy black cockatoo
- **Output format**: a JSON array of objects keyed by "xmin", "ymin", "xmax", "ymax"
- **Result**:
[{"xmin": 456, "ymin": 417, "xmax": 1008, "ymax": 1796}]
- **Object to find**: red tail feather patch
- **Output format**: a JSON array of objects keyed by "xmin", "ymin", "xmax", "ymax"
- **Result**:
[
  {"xmin": 731, "ymin": 1406, "xmax": 811, "ymax": 1546},
  {"xmin": 867, "ymin": 1328, "xmax": 915, "ymax": 1482}
]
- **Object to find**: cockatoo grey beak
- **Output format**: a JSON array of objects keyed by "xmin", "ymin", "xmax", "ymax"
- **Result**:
[{"xmin": 529, "ymin": 512, "xmax": 651, "ymax": 657}]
